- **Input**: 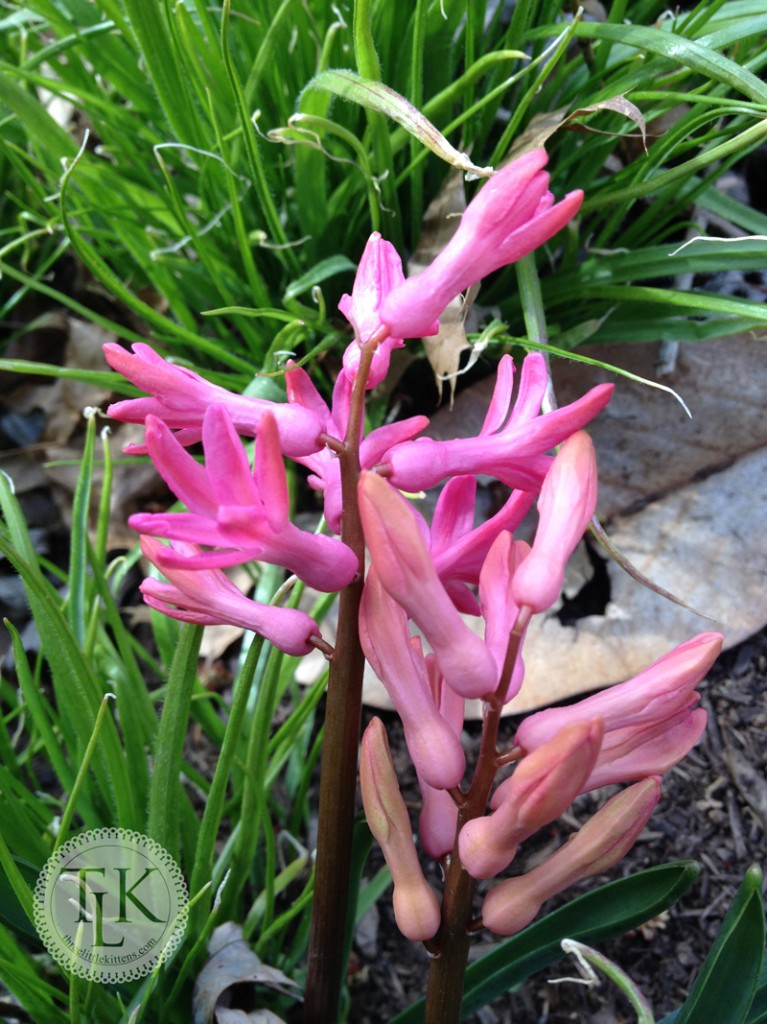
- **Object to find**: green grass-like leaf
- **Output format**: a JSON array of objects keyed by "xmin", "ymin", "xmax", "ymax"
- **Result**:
[{"xmin": 665, "ymin": 865, "xmax": 765, "ymax": 1024}]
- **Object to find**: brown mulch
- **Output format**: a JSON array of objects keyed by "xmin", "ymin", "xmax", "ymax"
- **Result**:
[{"xmin": 348, "ymin": 628, "xmax": 767, "ymax": 1024}]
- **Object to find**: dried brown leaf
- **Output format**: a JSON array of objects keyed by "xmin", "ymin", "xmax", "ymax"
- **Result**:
[
  {"xmin": 408, "ymin": 170, "xmax": 476, "ymax": 401},
  {"xmin": 193, "ymin": 923, "xmax": 299, "ymax": 1024},
  {"xmin": 511, "ymin": 96, "xmax": 647, "ymax": 155}
]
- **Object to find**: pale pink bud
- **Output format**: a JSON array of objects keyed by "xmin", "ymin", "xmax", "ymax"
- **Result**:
[
  {"xmin": 478, "ymin": 532, "xmax": 531, "ymax": 701},
  {"xmin": 360, "ymin": 572, "xmax": 465, "ymax": 789},
  {"xmin": 359, "ymin": 472, "xmax": 499, "ymax": 700},
  {"xmin": 482, "ymin": 777, "xmax": 661, "ymax": 935},
  {"xmin": 139, "ymin": 537, "xmax": 319, "ymax": 656},
  {"xmin": 511, "ymin": 431, "xmax": 598, "ymax": 613},
  {"xmin": 360, "ymin": 719, "xmax": 441, "ymax": 941},
  {"xmin": 340, "ymin": 232, "xmax": 415, "ymax": 388},
  {"xmin": 103, "ymin": 342, "xmax": 323, "ymax": 458},
  {"xmin": 514, "ymin": 633, "xmax": 723, "ymax": 791},
  {"xmin": 416, "ymin": 669, "xmax": 465, "ymax": 858},
  {"xmin": 459, "ymin": 719, "xmax": 603, "ymax": 879},
  {"xmin": 379, "ymin": 150, "xmax": 583, "ymax": 338},
  {"xmin": 384, "ymin": 353, "xmax": 613, "ymax": 493}
]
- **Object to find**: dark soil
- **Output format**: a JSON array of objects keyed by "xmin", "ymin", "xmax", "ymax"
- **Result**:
[{"xmin": 348, "ymin": 627, "xmax": 767, "ymax": 1024}]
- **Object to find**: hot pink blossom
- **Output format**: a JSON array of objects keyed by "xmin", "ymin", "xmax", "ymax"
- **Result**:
[
  {"xmin": 360, "ymin": 718, "xmax": 442, "ymax": 941},
  {"xmin": 128, "ymin": 406, "xmax": 358, "ymax": 593},
  {"xmin": 359, "ymin": 571, "xmax": 465, "ymax": 790},
  {"xmin": 459, "ymin": 719, "xmax": 603, "ymax": 880},
  {"xmin": 103, "ymin": 342, "xmax": 323, "ymax": 458},
  {"xmin": 339, "ymin": 233, "xmax": 423, "ymax": 388},
  {"xmin": 511, "ymin": 430, "xmax": 598, "ymax": 613},
  {"xmin": 359, "ymin": 471, "xmax": 499, "ymax": 700},
  {"xmin": 512, "ymin": 632, "xmax": 723, "ymax": 791},
  {"xmin": 139, "ymin": 537, "xmax": 320, "ymax": 656},
  {"xmin": 482, "ymin": 777, "xmax": 661, "ymax": 935},
  {"xmin": 383, "ymin": 353, "xmax": 613, "ymax": 492},
  {"xmin": 379, "ymin": 149, "xmax": 583, "ymax": 339}
]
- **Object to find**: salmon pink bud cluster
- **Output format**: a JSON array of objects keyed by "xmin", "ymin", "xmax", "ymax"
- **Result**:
[
  {"xmin": 459, "ymin": 720, "xmax": 604, "ymax": 879},
  {"xmin": 482, "ymin": 778, "xmax": 662, "ymax": 936}
]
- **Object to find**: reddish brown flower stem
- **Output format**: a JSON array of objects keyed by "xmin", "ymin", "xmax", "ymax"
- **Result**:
[
  {"xmin": 302, "ymin": 329, "xmax": 388, "ymax": 1024},
  {"xmin": 496, "ymin": 745, "xmax": 524, "ymax": 767},
  {"xmin": 424, "ymin": 611, "xmax": 529, "ymax": 1024}
]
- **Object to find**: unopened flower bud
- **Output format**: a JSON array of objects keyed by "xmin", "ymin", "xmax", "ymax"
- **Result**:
[
  {"xmin": 459, "ymin": 719, "xmax": 603, "ymax": 879},
  {"xmin": 359, "ymin": 472, "xmax": 498, "ymax": 699},
  {"xmin": 360, "ymin": 719, "xmax": 441, "ymax": 941},
  {"xmin": 511, "ymin": 431, "xmax": 598, "ymax": 614},
  {"xmin": 482, "ymin": 777, "xmax": 661, "ymax": 935}
]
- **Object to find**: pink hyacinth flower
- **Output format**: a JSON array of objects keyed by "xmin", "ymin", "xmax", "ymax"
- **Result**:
[
  {"xmin": 511, "ymin": 430, "xmax": 598, "ymax": 613},
  {"xmin": 139, "ymin": 537, "xmax": 320, "ymax": 656},
  {"xmin": 103, "ymin": 342, "xmax": 323, "ymax": 458},
  {"xmin": 415, "ymin": 659, "xmax": 464, "ymax": 858},
  {"xmin": 478, "ymin": 531, "xmax": 531, "ymax": 702},
  {"xmin": 359, "ymin": 471, "xmax": 499, "ymax": 700},
  {"xmin": 340, "ymin": 233, "xmax": 425, "ymax": 389},
  {"xmin": 512, "ymin": 632, "xmax": 723, "ymax": 792},
  {"xmin": 360, "ymin": 571, "xmax": 465, "ymax": 790},
  {"xmin": 128, "ymin": 406, "xmax": 358, "ymax": 593},
  {"xmin": 427, "ymin": 476, "xmax": 535, "ymax": 616},
  {"xmin": 383, "ymin": 353, "xmax": 613, "ymax": 493},
  {"xmin": 379, "ymin": 149, "xmax": 583, "ymax": 339},
  {"xmin": 285, "ymin": 364, "xmax": 429, "ymax": 533},
  {"xmin": 360, "ymin": 718, "xmax": 442, "ymax": 941},
  {"xmin": 459, "ymin": 719, "xmax": 603, "ymax": 880},
  {"xmin": 482, "ymin": 777, "xmax": 661, "ymax": 936}
]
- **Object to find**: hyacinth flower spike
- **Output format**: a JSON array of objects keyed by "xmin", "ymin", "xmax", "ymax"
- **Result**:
[
  {"xmin": 512, "ymin": 632, "xmax": 723, "ymax": 792},
  {"xmin": 103, "ymin": 342, "xmax": 323, "ymax": 458},
  {"xmin": 359, "ymin": 471, "xmax": 499, "ymax": 700},
  {"xmin": 128, "ymin": 406, "xmax": 359, "ymax": 593},
  {"xmin": 379, "ymin": 148, "xmax": 583, "ymax": 339},
  {"xmin": 359, "ymin": 571, "xmax": 465, "ymax": 790},
  {"xmin": 512, "ymin": 430, "xmax": 598, "ymax": 614},
  {"xmin": 360, "ymin": 718, "xmax": 441, "ymax": 942},
  {"xmin": 139, "ymin": 537, "xmax": 320, "ymax": 656},
  {"xmin": 339, "ymin": 232, "xmax": 432, "ymax": 389},
  {"xmin": 383, "ymin": 352, "xmax": 613, "ymax": 493},
  {"xmin": 482, "ymin": 777, "xmax": 661, "ymax": 936},
  {"xmin": 459, "ymin": 719, "xmax": 604, "ymax": 880}
]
